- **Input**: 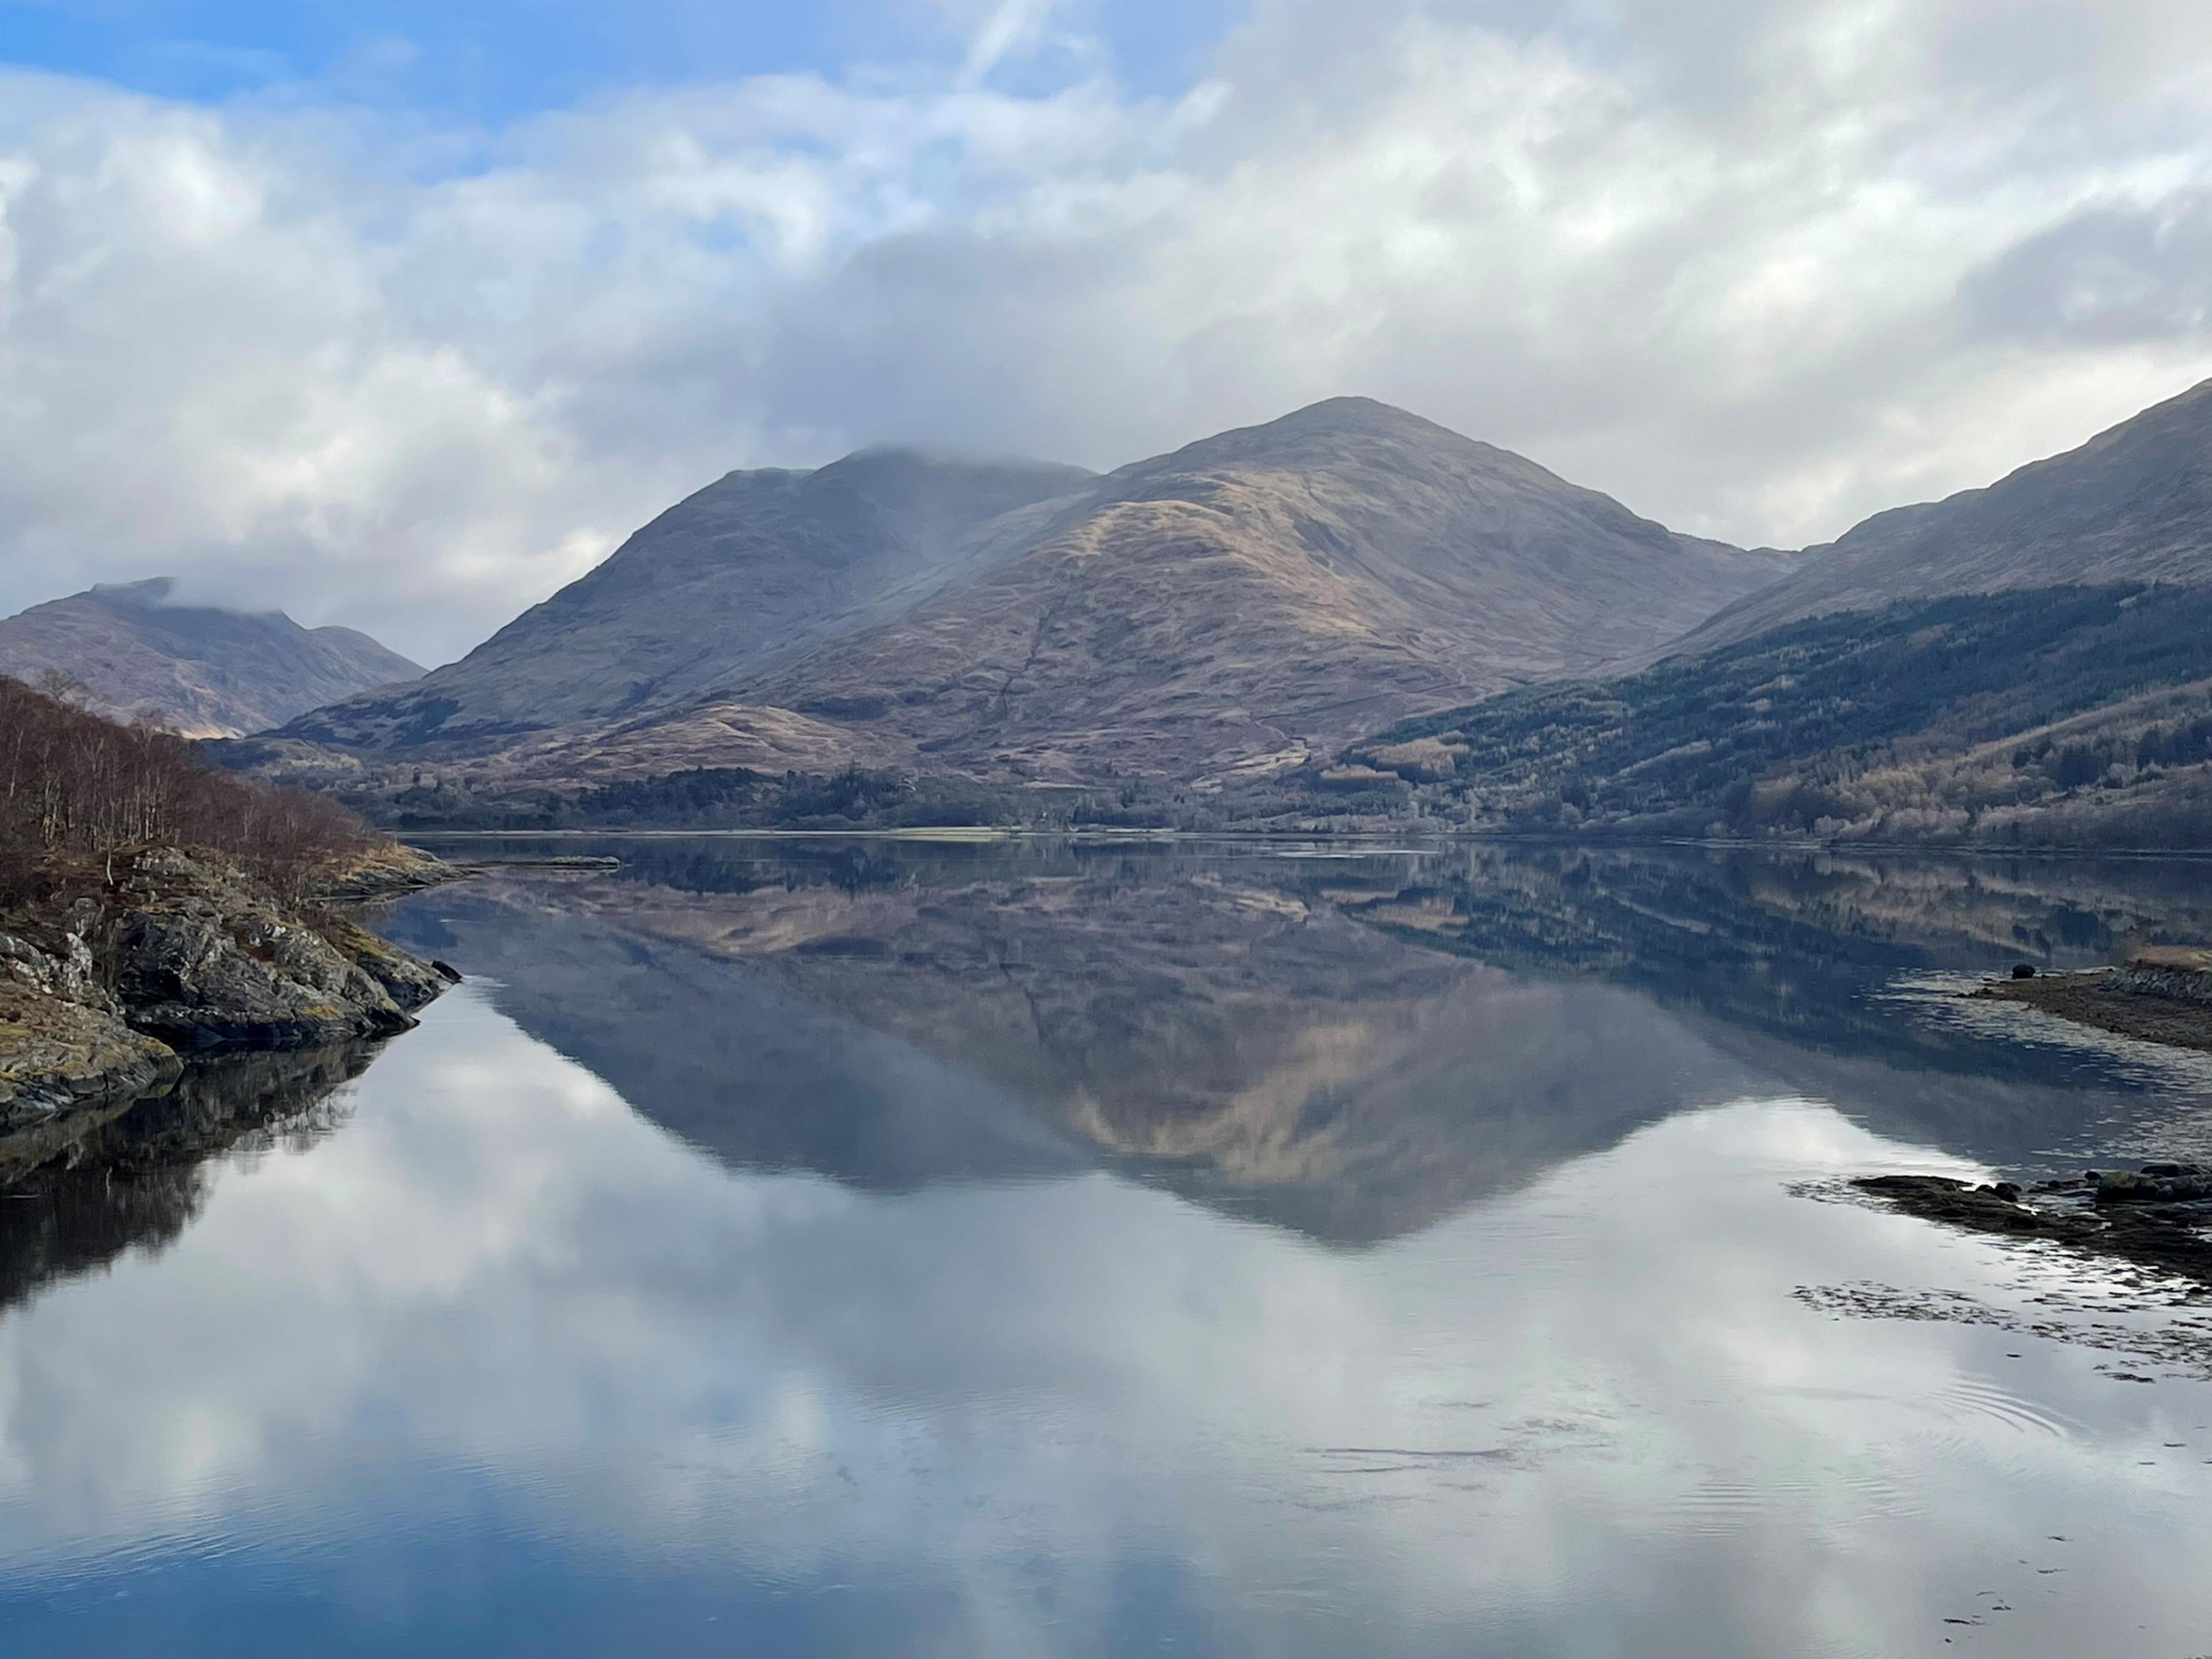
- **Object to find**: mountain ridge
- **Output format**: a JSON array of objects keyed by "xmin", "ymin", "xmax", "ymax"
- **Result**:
[
  {"xmin": 272, "ymin": 396, "xmax": 1797, "ymax": 794},
  {"xmin": 0, "ymin": 580, "xmax": 422, "ymax": 738},
  {"xmin": 287, "ymin": 450, "xmax": 1100, "ymax": 750},
  {"xmin": 1677, "ymin": 375, "xmax": 2212, "ymax": 652}
]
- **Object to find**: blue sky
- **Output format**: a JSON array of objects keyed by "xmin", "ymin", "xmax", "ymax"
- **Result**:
[
  {"xmin": 4, "ymin": 1, "xmax": 2212, "ymax": 661},
  {"xmin": 0, "ymin": 0, "xmax": 1241, "ymax": 118}
]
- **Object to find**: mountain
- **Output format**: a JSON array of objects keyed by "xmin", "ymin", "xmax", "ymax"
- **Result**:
[
  {"xmin": 0, "ymin": 580, "xmax": 422, "ymax": 738},
  {"xmin": 273, "ymin": 399, "xmax": 1797, "ymax": 794},
  {"xmin": 688, "ymin": 399, "xmax": 1797, "ymax": 783},
  {"xmin": 1315, "ymin": 584, "xmax": 2212, "ymax": 846},
  {"xmin": 1287, "ymin": 377, "xmax": 2212, "ymax": 849},
  {"xmin": 1680, "ymin": 376, "xmax": 2212, "ymax": 652},
  {"xmin": 286, "ymin": 450, "xmax": 1099, "ymax": 749}
]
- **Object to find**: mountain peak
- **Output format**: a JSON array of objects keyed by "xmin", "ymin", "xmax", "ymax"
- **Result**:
[
  {"xmin": 90, "ymin": 576, "xmax": 181, "ymax": 607},
  {"xmin": 0, "ymin": 584, "xmax": 421, "ymax": 737},
  {"xmin": 268, "ymin": 395, "xmax": 1794, "ymax": 775},
  {"xmin": 1678, "ymin": 369, "xmax": 2212, "ymax": 652}
]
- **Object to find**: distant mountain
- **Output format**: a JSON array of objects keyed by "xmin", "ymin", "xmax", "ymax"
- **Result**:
[
  {"xmin": 1680, "ymin": 376, "xmax": 2212, "ymax": 652},
  {"xmin": 691, "ymin": 399, "xmax": 1797, "ymax": 783},
  {"xmin": 1289, "ymin": 377, "xmax": 2212, "ymax": 849},
  {"xmin": 274, "ymin": 399, "xmax": 1796, "ymax": 793},
  {"xmin": 1317, "ymin": 584, "xmax": 2212, "ymax": 847},
  {"xmin": 287, "ymin": 450, "xmax": 1099, "ymax": 750},
  {"xmin": 0, "ymin": 580, "xmax": 422, "ymax": 738}
]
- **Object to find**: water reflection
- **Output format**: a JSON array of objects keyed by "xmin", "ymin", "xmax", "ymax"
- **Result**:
[
  {"xmin": 0, "ymin": 988, "xmax": 2208, "ymax": 1656},
  {"xmin": 0, "ymin": 1046, "xmax": 371, "ymax": 1315},
  {"xmin": 384, "ymin": 838, "xmax": 2212, "ymax": 1237},
  {"xmin": 2, "ymin": 841, "xmax": 2211, "ymax": 1656}
]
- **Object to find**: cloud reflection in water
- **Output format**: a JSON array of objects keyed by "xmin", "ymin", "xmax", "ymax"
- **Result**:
[{"xmin": 1, "ymin": 983, "xmax": 2209, "ymax": 1656}]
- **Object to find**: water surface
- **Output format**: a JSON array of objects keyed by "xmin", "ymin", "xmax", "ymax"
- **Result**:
[{"xmin": 3, "ymin": 840, "xmax": 2211, "ymax": 1656}]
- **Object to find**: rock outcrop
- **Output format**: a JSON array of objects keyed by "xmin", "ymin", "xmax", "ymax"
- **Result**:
[
  {"xmin": 0, "ymin": 848, "xmax": 452, "ymax": 1142},
  {"xmin": 108, "ymin": 851, "xmax": 444, "ymax": 1052},
  {"xmin": 1857, "ymin": 1166, "xmax": 2212, "ymax": 1285}
]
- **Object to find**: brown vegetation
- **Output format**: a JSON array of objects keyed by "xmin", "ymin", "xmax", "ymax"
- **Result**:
[{"xmin": 1, "ymin": 674, "xmax": 373, "ymax": 904}]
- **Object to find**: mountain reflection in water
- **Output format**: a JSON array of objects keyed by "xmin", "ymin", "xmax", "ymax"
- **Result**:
[
  {"xmin": 2, "ymin": 839, "xmax": 2210, "ymax": 1658},
  {"xmin": 384, "ymin": 837, "xmax": 2212, "ymax": 1241}
]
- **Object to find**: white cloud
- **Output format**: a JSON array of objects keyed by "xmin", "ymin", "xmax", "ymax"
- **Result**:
[{"xmin": 4, "ymin": 1, "xmax": 2212, "ymax": 662}]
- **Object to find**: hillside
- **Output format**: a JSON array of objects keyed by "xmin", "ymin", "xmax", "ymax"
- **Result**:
[
  {"xmin": 694, "ymin": 400, "xmax": 1797, "ymax": 784},
  {"xmin": 0, "ymin": 679, "xmax": 453, "ymax": 1134},
  {"xmin": 265, "ymin": 399, "xmax": 1797, "ymax": 800},
  {"xmin": 285, "ymin": 450, "xmax": 1099, "ymax": 750},
  {"xmin": 0, "ymin": 580, "xmax": 422, "ymax": 738},
  {"xmin": 1681, "ymin": 377, "xmax": 2212, "ymax": 652},
  {"xmin": 1315, "ymin": 585, "xmax": 2212, "ymax": 846}
]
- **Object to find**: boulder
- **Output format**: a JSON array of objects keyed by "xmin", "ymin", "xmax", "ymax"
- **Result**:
[
  {"xmin": 0, "ymin": 985, "xmax": 180, "ymax": 1123},
  {"xmin": 2093, "ymin": 1164, "xmax": 2212, "ymax": 1205}
]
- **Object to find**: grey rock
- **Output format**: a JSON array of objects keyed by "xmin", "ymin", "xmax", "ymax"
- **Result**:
[
  {"xmin": 2094, "ymin": 1166, "xmax": 2212, "ymax": 1205},
  {"xmin": 0, "ymin": 990, "xmax": 180, "ymax": 1123},
  {"xmin": 113, "ymin": 904, "xmax": 415, "ymax": 1054}
]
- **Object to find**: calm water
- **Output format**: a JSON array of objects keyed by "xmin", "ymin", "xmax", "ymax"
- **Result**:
[{"xmin": 5, "ymin": 839, "xmax": 2212, "ymax": 1656}]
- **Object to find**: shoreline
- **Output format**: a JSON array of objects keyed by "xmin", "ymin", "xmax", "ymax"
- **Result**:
[
  {"xmin": 1971, "ymin": 957, "xmax": 2212, "ymax": 1055},
  {"xmin": 389, "ymin": 825, "xmax": 2212, "ymax": 863},
  {"xmin": 0, "ymin": 844, "xmax": 467, "ymax": 1184},
  {"xmin": 398, "ymin": 827, "xmax": 2212, "ymax": 862}
]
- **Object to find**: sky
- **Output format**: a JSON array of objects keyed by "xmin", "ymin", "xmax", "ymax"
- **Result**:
[{"xmin": 2, "ymin": 1, "xmax": 2211, "ymax": 665}]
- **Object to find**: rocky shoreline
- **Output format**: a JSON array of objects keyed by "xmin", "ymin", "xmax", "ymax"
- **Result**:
[
  {"xmin": 1844, "ymin": 951, "xmax": 2212, "ymax": 1292},
  {"xmin": 1855, "ymin": 1166, "xmax": 2212, "ymax": 1286},
  {"xmin": 1971, "ymin": 948, "xmax": 2212, "ymax": 1054},
  {"xmin": 0, "ymin": 844, "xmax": 463, "ymax": 1179}
]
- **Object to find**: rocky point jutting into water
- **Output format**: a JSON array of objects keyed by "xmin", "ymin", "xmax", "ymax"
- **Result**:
[
  {"xmin": 0, "ymin": 845, "xmax": 455, "ymax": 1139},
  {"xmin": 0, "ymin": 677, "xmax": 457, "ymax": 1172}
]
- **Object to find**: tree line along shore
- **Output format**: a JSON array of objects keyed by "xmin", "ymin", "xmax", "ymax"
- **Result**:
[{"xmin": 1, "ymin": 677, "xmax": 459, "ymax": 1170}]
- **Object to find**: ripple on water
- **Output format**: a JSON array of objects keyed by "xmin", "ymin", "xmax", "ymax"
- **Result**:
[
  {"xmin": 1920, "ymin": 1372, "xmax": 2085, "ymax": 1440},
  {"xmin": 1654, "ymin": 1462, "xmax": 1922, "ymax": 1537}
]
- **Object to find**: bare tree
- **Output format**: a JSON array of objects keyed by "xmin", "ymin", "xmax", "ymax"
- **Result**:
[{"xmin": 1, "ymin": 677, "xmax": 374, "ymax": 903}]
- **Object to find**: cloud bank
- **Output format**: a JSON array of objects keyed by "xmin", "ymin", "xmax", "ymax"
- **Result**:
[{"xmin": 4, "ymin": 0, "xmax": 2212, "ymax": 662}]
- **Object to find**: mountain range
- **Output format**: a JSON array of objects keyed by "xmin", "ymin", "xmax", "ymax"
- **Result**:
[
  {"xmin": 1328, "ymin": 380, "xmax": 2212, "ymax": 847},
  {"xmin": 256, "ymin": 398, "xmax": 1797, "ymax": 794},
  {"xmin": 196, "ymin": 375, "xmax": 2212, "ymax": 844},
  {"xmin": 0, "ymin": 579, "xmax": 421, "ymax": 738}
]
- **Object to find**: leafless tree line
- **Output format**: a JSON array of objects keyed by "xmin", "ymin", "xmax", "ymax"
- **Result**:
[{"xmin": 2, "ymin": 673, "xmax": 373, "ymax": 902}]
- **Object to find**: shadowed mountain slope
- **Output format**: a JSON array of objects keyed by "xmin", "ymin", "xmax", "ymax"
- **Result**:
[
  {"xmin": 285, "ymin": 450, "xmax": 1099, "ymax": 750},
  {"xmin": 0, "ymin": 581, "xmax": 421, "ymax": 737},
  {"xmin": 1326, "ymin": 584, "xmax": 2212, "ymax": 846},
  {"xmin": 505, "ymin": 399, "xmax": 1797, "ymax": 787},
  {"xmin": 1681, "ymin": 376, "xmax": 2212, "ymax": 653}
]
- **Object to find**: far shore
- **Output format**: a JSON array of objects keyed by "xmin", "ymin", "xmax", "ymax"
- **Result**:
[{"xmin": 393, "ymin": 825, "xmax": 2212, "ymax": 862}]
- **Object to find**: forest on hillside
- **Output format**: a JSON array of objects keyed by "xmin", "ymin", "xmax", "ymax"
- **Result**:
[
  {"xmin": 1316, "ymin": 585, "xmax": 2212, "ymax": 847},
  {"xmin": 0, "ymin": 676, "xmax": 370, "ymax": 903}
]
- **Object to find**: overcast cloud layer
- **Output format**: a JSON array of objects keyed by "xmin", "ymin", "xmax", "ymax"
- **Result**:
[{"xmin": 5, "ymin": 0, "xmax": 2212, "ymax": 663}]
